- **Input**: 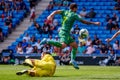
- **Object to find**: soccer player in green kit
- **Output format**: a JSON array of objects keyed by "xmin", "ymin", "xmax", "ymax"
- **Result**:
[{"xmin": 40, "ymin": 3, "xmax": 100, "ymax": 69}]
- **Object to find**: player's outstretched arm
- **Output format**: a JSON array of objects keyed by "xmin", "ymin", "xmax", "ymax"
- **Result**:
[
  {"xmin": 80, "ymin": 20, "xmax": 100, "ymax": 26},
  {"xmin": 106, "ymin": 30, "xmax": 120, "ymax": 42},
  {"xmin": 47, "ymin": 10, "xmax": 62, "ymax": 21}
]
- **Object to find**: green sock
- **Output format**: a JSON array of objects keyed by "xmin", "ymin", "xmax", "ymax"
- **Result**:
[
  {"xmin": 47, "ymin": 40, "xmax": 62, "ymax": 48},
  {"xmin": 71, "ymin": 48, "xmax": 77, "ymax": 61}
]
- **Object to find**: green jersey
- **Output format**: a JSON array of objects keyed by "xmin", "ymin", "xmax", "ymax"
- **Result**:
[
  {"xmin": 58, "ymin": 10, "xmax": 83, "ymax": 45},
  {"xmin": 60, "ymin": 10, "xmax": 83, "ymax": 33}
]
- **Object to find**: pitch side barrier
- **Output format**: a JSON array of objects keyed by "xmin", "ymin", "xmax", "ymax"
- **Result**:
[{"xmin": 13, "ymin": 53, "xmax": 120, "ymax": 65}]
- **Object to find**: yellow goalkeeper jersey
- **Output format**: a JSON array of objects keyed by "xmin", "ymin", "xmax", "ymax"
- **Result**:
[{"xmin": 33, "ymin": 54, "xmax": 56, "ymax": 77}]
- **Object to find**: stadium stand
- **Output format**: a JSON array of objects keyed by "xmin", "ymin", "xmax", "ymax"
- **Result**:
[{"xmin": 0, "ymin": 0, "xmax": 30, "ymax": 39}]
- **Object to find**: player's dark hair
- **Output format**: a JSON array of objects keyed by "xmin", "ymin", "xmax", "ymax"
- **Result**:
[{"xmin": 70, "ymin": 3, "xmax": 77, "ymax": 9}]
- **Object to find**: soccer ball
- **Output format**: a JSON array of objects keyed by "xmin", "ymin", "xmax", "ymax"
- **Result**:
[{"xmin": 79, "ymin": 28, "xmax": 89, "ymax": 39}]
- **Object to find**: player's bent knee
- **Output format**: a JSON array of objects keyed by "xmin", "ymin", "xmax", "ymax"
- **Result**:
[
  {"xmin": 61, "ymin": 43, "xmax": 67, "ymax": 49},
  {"xmin": 70, "ymin": 42, "xmax": 78, "ymax": 48}
]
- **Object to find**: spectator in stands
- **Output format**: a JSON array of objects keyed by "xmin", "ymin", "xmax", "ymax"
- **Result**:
[
  {"xmin": 84, "ymin": 43, "xmax": 95, "ymax": 55},
  {"xmin": 112, "ymin": 13, "xmax": 119, "ymax": 22},
  {"xmin": 30, "ymin": 7, "xmax": 35, "ymax": 22},
  {"xmin": 42, "ymin": 20, "xmax": 51, "ymax": 34},
  {"xmin": 32, "ymin": 46, "xmax": 38, "ymax": 53},
  {"xmin": 97, "ymin": 39, "xmax": 104, "ymax": 49},
  {"xmin": 105, "ymin": 14, "xmax": 111, "ymax": 22},
  {"xmin": 113, "ymin": 40, "xmax": 120, "ymax": 53},
  {"xmin": 16, "ymin": 0, "xmax": 21, "ymax": 11},
  {"xmin": 33, "ymin": 21, "xmax": 43, "ymax": 34},
  {"xmin": 33, "ymin": 39, "xmax": 43, "ymax": 50},
  {"xmin": 0, "ymin": 28, "xmax": 4, "ymax": 42},
  {"xmin": 29, "ymin": 35, "xmax": 36, "ymax": 44},
  {"xmin": 105, "ymin": 19, "xmax": 115, "ymax": 33},
  {"xmin": 114, "ymin": 0, "xmax": 120, "ymax": 10},
  {"xmin": 57, "ymin": 27, "xmax": 61, "ymax": 34},
  {"xmin": 54, "ymin": 36, "xmax": 60, "ymax": 41},
  {"xmin": 41, "ymin": 44, "xmax": 49, "ymax": 52},
  {"xmin": 29, "ymin": 0, "xmax": 36, "ymax": 8},
  {"xmin": 21, "ymin": 39, "xmax": 28, "ymax": 53},
  {"xmin": 73, "ymin": 24, "xmax": 80, "ymax": 34},
  {"xmin": 26, "ymin": 43, "xmax": 33, "ymax": 54},
  {"xmin": 1, "ymin": 1, "xmax": 5, "ymax": 11},
  {"xmin": 47, "ymin": 0, "xmax": 55, "ymax": 11},
  {"xmin": 12, "ymin": 1, "xmax": 17, "ymax": 11},
  {"xmin": 1, "ymin": 13, "xmax": 5, "ymax": 21},
  {"xmin": 108, "ymin": 46, "xmax": 113, "ymax": 53},
  {"xmin": 92, "ymin": 34, "xmax": 100, "ymax": 47},
  {"xmin": 115, "ymin": 58, "xmax": 120, "ymax": 65},
  {"xmin": 106, "ymin": 49, "xmax": 116, "ymax": 66},
  {"xmin": 7, "ymin": 9, "xmax": 13, "ymax": 18},
  {"xmin": 86, "ymin": 37, "xmax": 92, "ymax": 46},
  {"xmin": 77, "ymin": 42, "xmax": 86, "ymax": 55},
  {"xmin": 48, "ymin": 35, "xmax": 54, "ymax": 41},
  {"xmin": 62, "ymin": 46, "xmax": 71, "ymax": 54},
  {"xmin": 106, "ymin": 42, "xmax": 112, "ymax": 50},
  {"xmin": 99, "ymin": 48, "xmax": 116, "ymax": 66},
  {"xmin": 0, "ymin": 2, "xmax": 4, "ymax": 11},
  {"xmin": 86, "ymin": 8, "xmax": 96, "ymax": 18},
  {"xmin": 20, "ymin": 0, "xmax": 26, "ymax": 10},
  {"xmin": 100, "ymin": 44, "xmax": 108, "ymax": 54},
  {"xmin": 23, "ymin": 33, "xmax": 30, "ymax": 42},
  {"xmin": 16, "ymin": 43, "xmax": 24, "ymax": 54},
  {"xmin": 4, "ymin": 7, "xmax": 9, "ymax": 17},
  {"xmin": 54, "ymin": 0, "xmax": 62, "ymax": 7},
  {"xmin": 114, "ymin": 21, "xmax": 119, "ymax": 30},
  {"xmin": 53, "ymin": 19, "xmax": 59, "ymax": 30},
  {"xmin": 59, "ymin": 51, "xmax": 70, "ymax": 65},
  {"xmin": 63, "ymin": 0, "xmax": 69, "ymax": 7},
  {"xmin": 80, "ymin": 7, "xmax": 87, "ymax": 18},
  {"xmin": 47, "ymin": 45, "xmax": 53, "ymax": 54},
  {"xmin": 48, "ymin": 23, "xmax": 54, "ymax": 35},
  {"xmin": 1, "ymin": 56, "xmax": 11, "ymax": 64},
  {"xmin": 5, "ymin": 16, "xmax": 12, "ymax": 33}
]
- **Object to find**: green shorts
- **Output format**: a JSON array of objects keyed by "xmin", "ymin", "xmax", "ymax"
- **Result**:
[{"xmin": 59, "ymin": 30, "xmax": 75, "ymax": 45}]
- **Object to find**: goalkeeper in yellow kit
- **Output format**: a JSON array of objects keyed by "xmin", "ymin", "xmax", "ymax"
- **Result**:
[{"xmin": 16, "ymin": 52, "xmax": 56, "ymax": 77}]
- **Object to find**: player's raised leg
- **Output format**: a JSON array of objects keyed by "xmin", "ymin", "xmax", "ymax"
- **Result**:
[{"xmin": 40, "ymin": 38, "xmax": 62, "ymax": 48}]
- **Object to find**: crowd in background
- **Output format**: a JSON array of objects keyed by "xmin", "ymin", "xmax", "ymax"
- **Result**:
[
  {"xmin": 0, "ymin": 0, "xmax": 39, "ymax": 64},
  {"xmin": 0, "ymin": 0, "xmax": 120, "ymax": 65},
  {"xmin": 14, "ymin": 0, "xmax": 120, "ymax": 56},
  {"xmin": 0, "ymin": 0, "xmax": 39, "ymax": 42},
  {"xmin": 0, "ymin": 0, "xmax": 27, "ymax": 42}
]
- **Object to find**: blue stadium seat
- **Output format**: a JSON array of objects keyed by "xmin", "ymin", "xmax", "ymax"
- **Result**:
[
  {"xmin": 2, "ymin": 52, "xmax": 10, "ymax": 57},
  {"xmin": 16, "ymin": 38, "xmax": 22, "ymax": 42},
  {"xmin": 41, "ymin": 34, "xmax": 49, "ymax": 38}
]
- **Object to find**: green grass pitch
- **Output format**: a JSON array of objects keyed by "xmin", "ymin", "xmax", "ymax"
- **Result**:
[{"xmin": 0, "ymin": 65, "xmax": 120, "ymax": 80}]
